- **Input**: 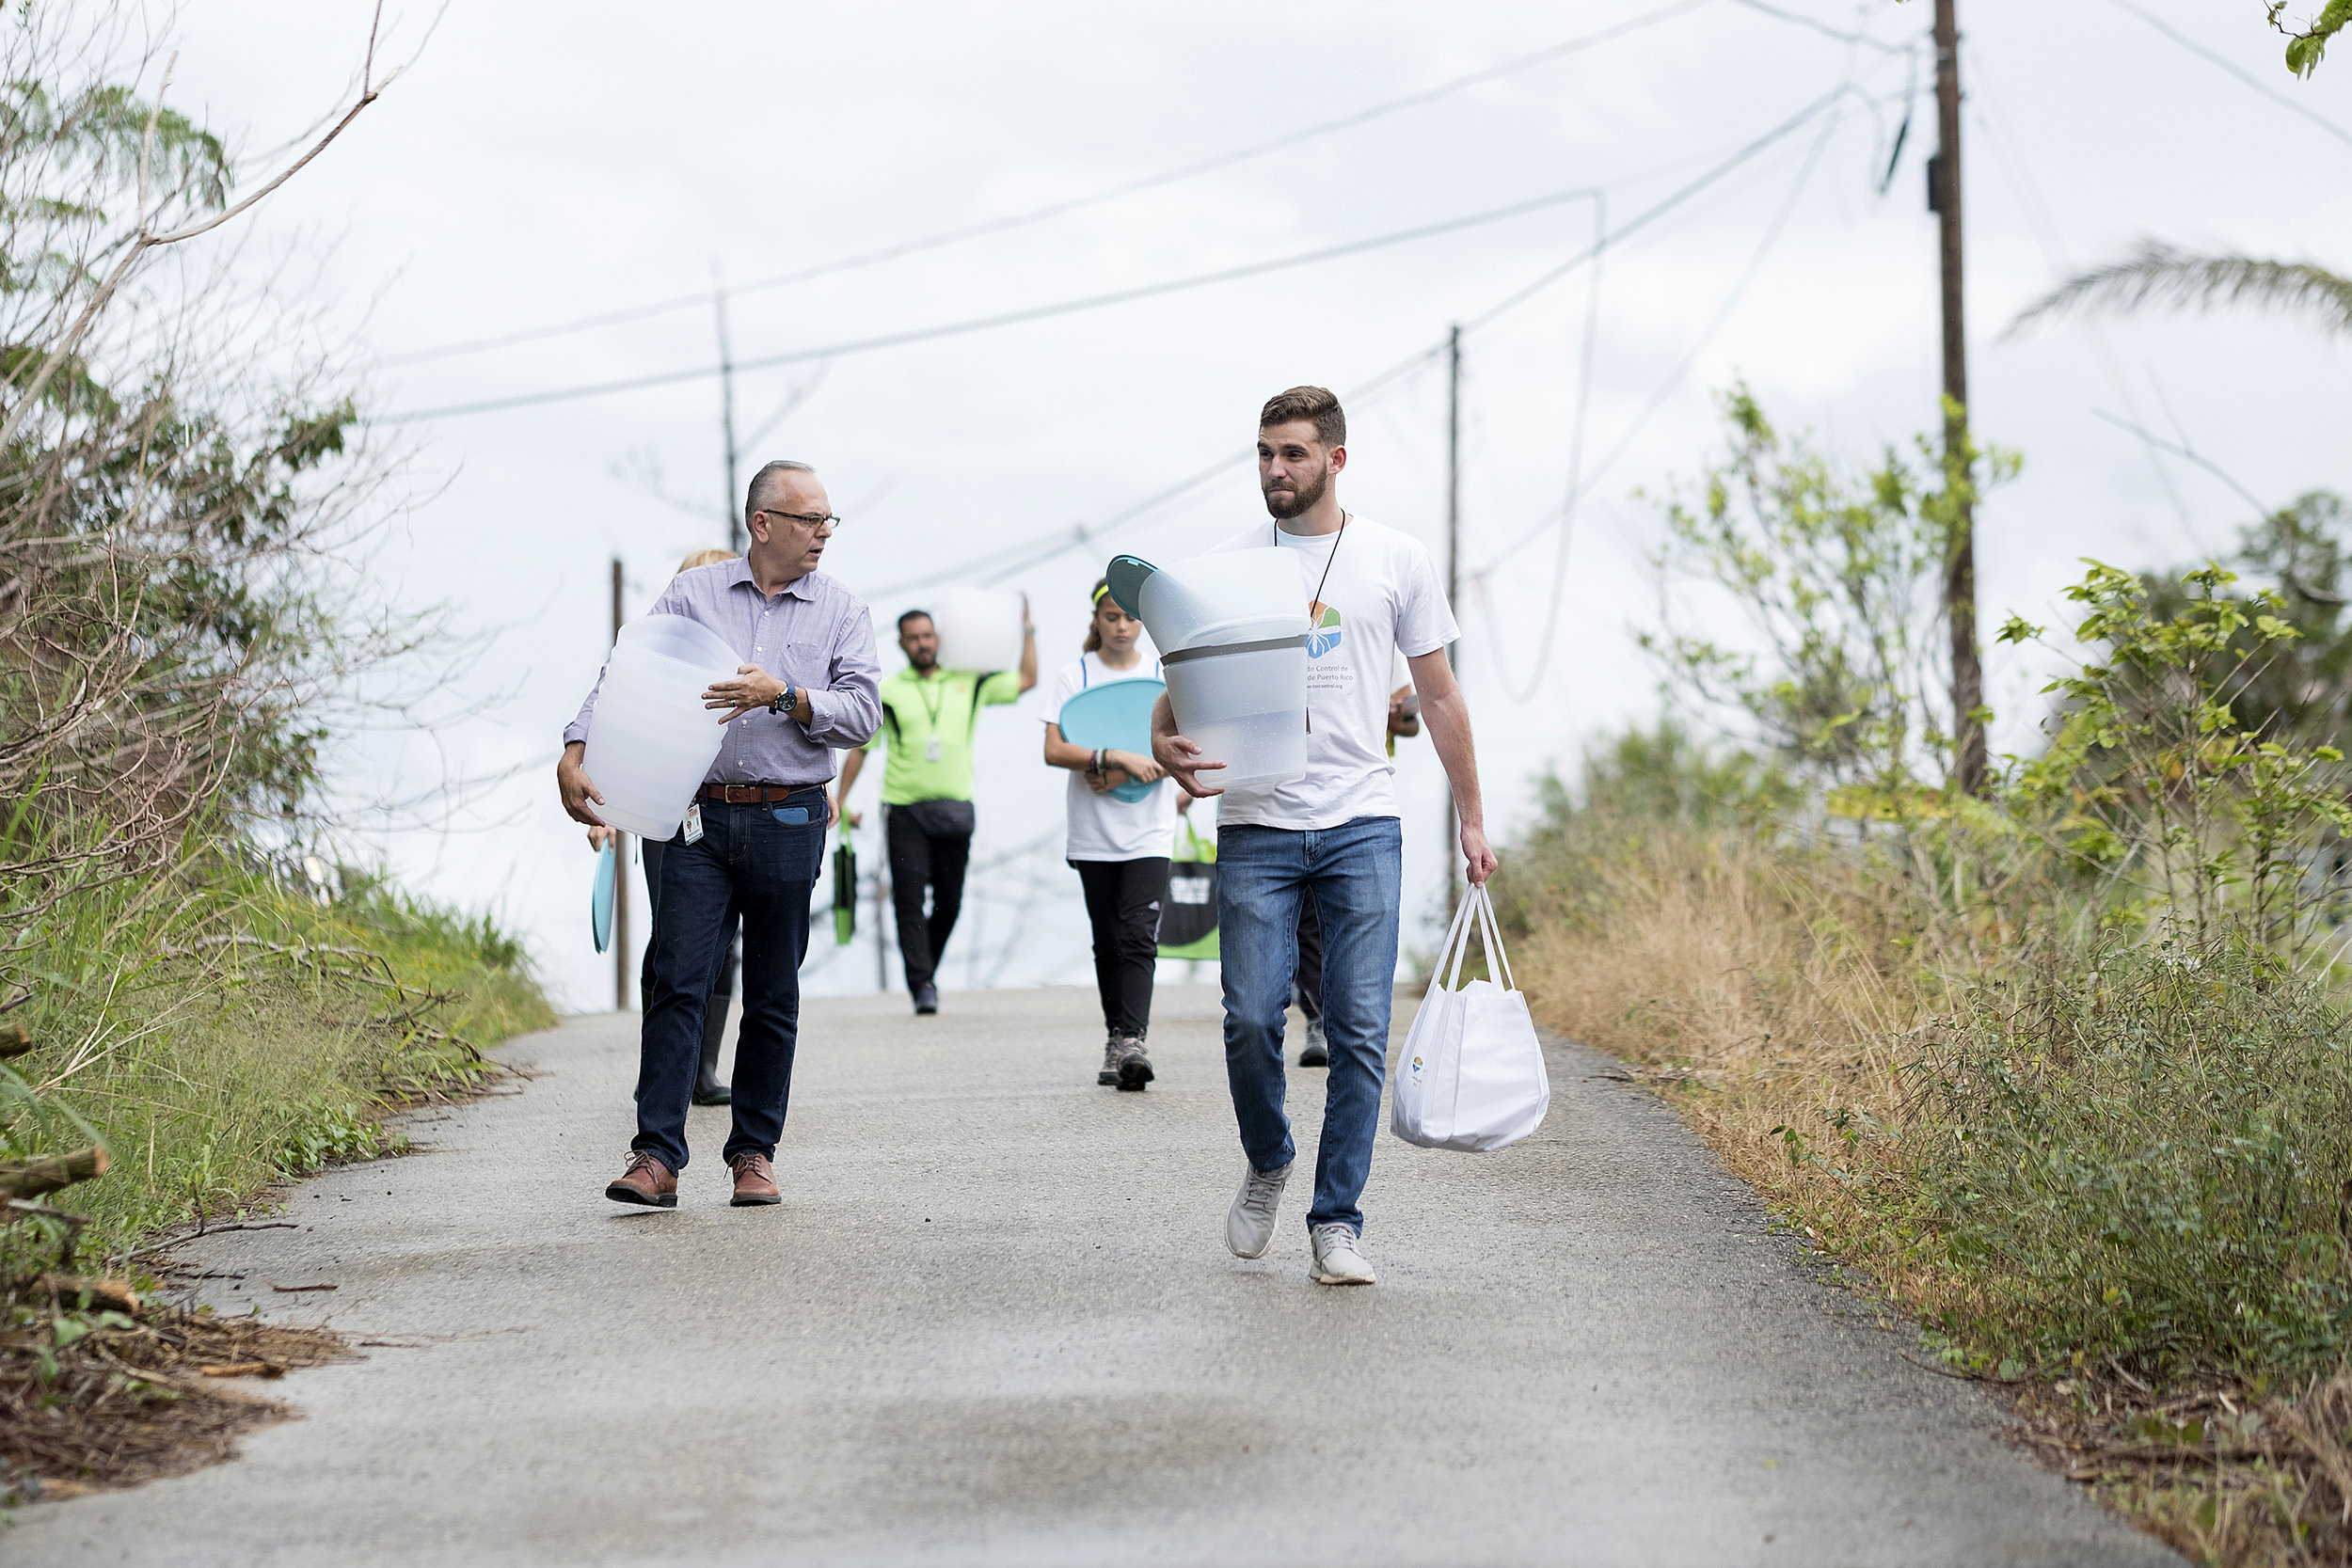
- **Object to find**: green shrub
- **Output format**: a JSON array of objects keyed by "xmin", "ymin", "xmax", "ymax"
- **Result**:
[{"xmin": 1906, "ymin": 940, "xmax": 2352, "ymax": 1380}]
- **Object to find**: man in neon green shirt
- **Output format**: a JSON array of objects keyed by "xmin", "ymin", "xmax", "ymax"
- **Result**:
[{"xmin": 833, "ymin": 605, "xmax": 1036, "ymax": 1014}]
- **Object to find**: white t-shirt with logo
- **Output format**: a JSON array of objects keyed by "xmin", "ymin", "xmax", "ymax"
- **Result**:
[
  {"xmin": 1206, "ymin": 515, "xmax": 1457, "ymax": 831},
  {"xmin": 1048, "ymin": 653, "xmax": 1180, "ymax": 861}
]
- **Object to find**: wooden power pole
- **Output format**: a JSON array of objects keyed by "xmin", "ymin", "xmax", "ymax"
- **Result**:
[
  {"xmin": 714, "ymin": 270, "xmax": 743, "ymax": 555},
  {"xmin": 610, "ymin": 556, "xmax": 630, "ymax": 1011},
  {"xmin": 1931, "ymin": 0, "xmax": 1986, "ymax": 793},
  {"xmin": 1443, "ymin": 325, "xmax": 1462, "ymax": 902}
]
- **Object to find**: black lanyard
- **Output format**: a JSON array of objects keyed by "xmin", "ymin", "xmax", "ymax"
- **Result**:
[{"xmin": 1279, "ymin": 512, "xmax": 1349, "ymax": 618}]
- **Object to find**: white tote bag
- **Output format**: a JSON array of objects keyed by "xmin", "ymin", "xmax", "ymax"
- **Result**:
[{"xmin": 1390, "ymin": 885, "xmax": 1550, "ymax": 1152}]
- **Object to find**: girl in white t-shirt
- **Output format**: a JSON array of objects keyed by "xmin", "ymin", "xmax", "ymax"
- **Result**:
[{"xmin": 1042, "ymin": 580, "xmax": 1178, "ymax": 1091}]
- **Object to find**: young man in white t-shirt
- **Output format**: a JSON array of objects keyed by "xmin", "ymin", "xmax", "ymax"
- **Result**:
[{"xmin": 1151, "ymin": 385, "xmax": 1498, "ymax": 1287}]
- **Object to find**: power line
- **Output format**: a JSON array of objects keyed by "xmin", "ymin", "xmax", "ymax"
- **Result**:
[
  {"xmin": 2105, "ymin": 0, "xmax": 2352, "ymax": 150},
  {"xmin": 1475, "ymin": 62, "xmax": 1852, "ymax": 696},
  {"xmin": 860, "ymin": 82, "xmax": 1867, "ymax": 599},
  {"xmin": 1726, "ymin": 0, "xmax": 1908, "ymax": 53},
  {"xmin": 866, "ymin": 342, "xmax": 1449, "ymax": 599},
  {"xmin": 380, "ymin": 0, "xmax": 1720, "ymax": 368},
  {"xmin": 374, "ymin": 182, "xmax": 1610, "ymax": 425}
]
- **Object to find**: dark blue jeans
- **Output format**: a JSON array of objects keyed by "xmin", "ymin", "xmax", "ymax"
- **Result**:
[
  {"xmin": 1216, "ymin": 816, "xmax": 1404, "ymax": 1233},
  {"xmin": 636, "ymin": 789, "xmax": 824, "ymax": 1172}
]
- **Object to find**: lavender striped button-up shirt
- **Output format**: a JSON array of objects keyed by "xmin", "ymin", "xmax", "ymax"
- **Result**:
[{"xmin": 564, "ymin": 559, "xmax": 882, "ymax": 787}]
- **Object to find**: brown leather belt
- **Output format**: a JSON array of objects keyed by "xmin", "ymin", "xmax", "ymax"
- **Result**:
[{"xmin": 699, "ymin": 782, "xmax": 824, "ymax": 804}]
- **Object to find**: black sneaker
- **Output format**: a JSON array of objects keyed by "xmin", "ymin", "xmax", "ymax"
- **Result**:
[
  {"xmin": 1098, "ymin": 1036, "xmax": 1123, "ymax": 1086},
  {"xmin": 1298, "ymin": 1017, "xmax": 1328, "ymax": 1068},
  {"xmin": 914, "ymin": 984, "xmax": 938, "ymax": 1016},
  {"xmin": 1117, "ymin": 1037, "xmax": 1154, "ymax": 1092}
]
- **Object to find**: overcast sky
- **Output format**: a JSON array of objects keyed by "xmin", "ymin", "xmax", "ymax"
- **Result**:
[{"xmin": 157, "ymin": 1, "xmax": 2352, "ymax": 1011}]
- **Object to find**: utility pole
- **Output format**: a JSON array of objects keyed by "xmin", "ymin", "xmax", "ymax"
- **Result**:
[
  {"xmin": 714, "ymin": 264, "xmax": 742, "ymax": 553},
  {"xmin": 610, "ymin": 556, "xmax": 630, "ymax": 1012},
  {"xmin": 1443, "ymin": 325, "xmax": 1462, "ymax": 904},
  {"xmin": 1931, "ymin": 0, "xmax": 1986, "ymax": 793}
]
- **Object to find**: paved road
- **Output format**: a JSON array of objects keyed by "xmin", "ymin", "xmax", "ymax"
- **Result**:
[{"xmin": 16, "ymin": 985, "xmax": 2174, "ymax": 1567}]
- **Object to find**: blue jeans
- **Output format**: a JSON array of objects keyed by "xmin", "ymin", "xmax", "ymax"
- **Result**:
[
  {"xmin": 1216, "ymin": 816, "xmax": 1404, "ymax": 1233},
  {"xmin": 636, "ymin": 790, "xmax": 824, "ymax": 1172}
]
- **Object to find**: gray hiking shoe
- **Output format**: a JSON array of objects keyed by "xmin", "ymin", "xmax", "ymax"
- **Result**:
[
  {"xmin": 1116, "ymin": 1034, "xmax": 1154, "ymax": 1092},
  {"xmin": 1226, "ymin": 1161, "xmax": 1292, "ymax": 1259},
  {"xmin": 1098, "ymin": 1036, "xmax": 1124, "ymax": 1086},
  {"xmin": 1298, "ymin": 1016, "xmax": 1328, "ymax": 1068},
  {"xmin": 1310, "ymin": 1223, "xmax": 1375, "ymax": 1286}
]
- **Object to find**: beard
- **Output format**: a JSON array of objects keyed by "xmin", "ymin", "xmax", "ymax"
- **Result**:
[{"xmin": 1262, "ymin": 465, "xmax": 1329, "ymax": 520}]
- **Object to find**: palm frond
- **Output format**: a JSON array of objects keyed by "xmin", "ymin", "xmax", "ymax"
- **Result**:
[{"xmin": 2005, "ymin": 241, "xmax": 2352, "ymax": 341}]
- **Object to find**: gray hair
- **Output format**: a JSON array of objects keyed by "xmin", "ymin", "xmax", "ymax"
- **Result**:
[{"xmin": 744, "ymin": 459, "xmax": 816, "ymax": 524}]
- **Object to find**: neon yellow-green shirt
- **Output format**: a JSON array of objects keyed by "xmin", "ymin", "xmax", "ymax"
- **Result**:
[{"xmin": 865, "ymin": 667, "xmax": 1022, "ymax": 804}]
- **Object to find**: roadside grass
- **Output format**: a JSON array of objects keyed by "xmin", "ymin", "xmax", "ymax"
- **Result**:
[
  {"xmin": 0, "ymin": 841, "xmax": 555, "ymax": 1502},
  {"xmin": 3, "ymin": 852, "xmax": 554, "ymax": 1263},
  {"xmin": 1498, "ymin": 735, "xmax": 2352, "ymax": 1568}
]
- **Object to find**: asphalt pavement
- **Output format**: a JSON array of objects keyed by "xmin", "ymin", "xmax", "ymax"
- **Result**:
[{"xmin": 12, "ymin": 983, "xmax": 2178, "ymax": 1567}]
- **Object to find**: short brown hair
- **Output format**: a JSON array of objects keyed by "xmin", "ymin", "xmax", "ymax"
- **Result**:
[{"xmin": 1260, "ymin": 386, "xmax": 1345, "ymax": 448}]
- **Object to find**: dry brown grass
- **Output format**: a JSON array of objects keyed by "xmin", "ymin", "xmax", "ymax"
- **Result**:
[
  {"xmin": 0, "ymin": 1279, "xmax": 352, "ymax": 1501},
  {"xmin": 1504, "ymin": 819, "xmax": 2352, "ymax": 1566},
  {"xmin": 1510, "ymin": 827, "xmax": 1934, "ymax": 1252}
]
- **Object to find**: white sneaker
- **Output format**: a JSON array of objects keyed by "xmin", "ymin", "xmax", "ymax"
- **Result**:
[
  {"xmin": 1226, "ymin": 1161, "xmax": 1292, "ymax": 1259},
  {"xmin": 1310, "ymin": 1223, "xmax": 1376, "ymax": 1286}
]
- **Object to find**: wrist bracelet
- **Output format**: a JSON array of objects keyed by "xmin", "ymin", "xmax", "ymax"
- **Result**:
[{"xmin": 1089, "ymin": 748, "xmax": 1104, "ymax": 775}]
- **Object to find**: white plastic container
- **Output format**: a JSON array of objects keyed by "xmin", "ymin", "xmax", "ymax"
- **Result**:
[
  {"xmin": 928, "ymin": 586, "xmax": 1026, "ymax": 673},
  {"xmin": 580, "ymin": 614, "xmax": 740, "ymax": 839},
  {"xmin": 1130, "ymin": 548, "xmax": 1309, "ymax": 790}
]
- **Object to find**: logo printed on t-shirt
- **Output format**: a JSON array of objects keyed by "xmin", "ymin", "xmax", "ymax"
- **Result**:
[{"xmin": 1306, "ymin": 600, "xmax": 1343, "ymax": 659}]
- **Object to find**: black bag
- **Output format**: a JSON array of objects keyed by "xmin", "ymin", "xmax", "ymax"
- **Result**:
[
  {"xmin": 1156, "ymin": 821, "xmax": 1219, "ymax": 957},
  {"xmin": 832, "ymin": 832, "xmax": 857, "ymax": 946}
]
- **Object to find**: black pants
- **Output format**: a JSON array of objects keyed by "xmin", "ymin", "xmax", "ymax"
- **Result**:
[
  {"xmin": 1073, "ymin": 857, "xmax": 1169, "ymax": 1038},
  {"xmin": 642, "ymin": 838, "xmax": 737, "ymax": 1078},
  {"xmin": 634, "ymin": 792, "xmax": 822, "ymax": 1171},
  {"xmin": 1293, "ymin": 889, "xmax": 1323, "ymax": 1023},
  {"xmin": 886, "ymin": 800, "xmax": 974, "ymax": 994}
]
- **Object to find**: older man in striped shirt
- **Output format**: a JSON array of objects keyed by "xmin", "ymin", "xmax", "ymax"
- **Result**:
[{"xmin": 560, "ymin": 460, "xmax": 882, "ymax": 1209}]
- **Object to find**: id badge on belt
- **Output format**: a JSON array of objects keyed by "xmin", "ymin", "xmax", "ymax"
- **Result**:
[{"xmin": 680, "ymin": 803, "xmax": 704, "ymax": 845}]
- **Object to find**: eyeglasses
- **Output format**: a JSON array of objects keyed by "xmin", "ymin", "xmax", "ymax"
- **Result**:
[{"xmin": 757, "ymin": 509, "xmax": 841, "ymax": 531}]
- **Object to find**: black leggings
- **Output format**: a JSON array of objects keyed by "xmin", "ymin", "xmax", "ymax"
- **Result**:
[
  {"xmin": 1293, "ymin": 889, "xmax": 1322, "ymax": 1022},
  {"xmin": 1073, "ymin": 857, "xmax": 1169, "ymax": 1038}
]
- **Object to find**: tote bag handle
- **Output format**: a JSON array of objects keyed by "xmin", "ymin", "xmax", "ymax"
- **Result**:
[
  {"xmin": 1437, "ymin": 884, "xmax": 1483, "ymax": 992},
  {"xmin": 1438, "ymin": 885, "xmax": 1516, "ymax": 994}
]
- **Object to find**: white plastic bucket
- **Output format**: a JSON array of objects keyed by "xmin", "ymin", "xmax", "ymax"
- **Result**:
[
  {"xmin": 928, "ymin": 587, "xmax": 1026, "ymax": 673},
  {"xmin": 1131, "ymin": 548, "xmax": 1309, "ymax": 790},
  {"xmin": 1136, "ymin": 548, "xmax": 1302, "ymax": 654},
  {"xmin": 580, "ymin": 614, "xmax": 740, "ymax": 839},
  {"xmin": 1164, "ymin": 639, "xmax": 1309, "ymax": 790}
]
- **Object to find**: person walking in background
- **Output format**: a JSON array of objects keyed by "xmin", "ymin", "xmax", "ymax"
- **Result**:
[
  {"xmin": 1042, "ymin": 579, "xmax": 1175, "ymax": 1091},
  {"xmin": 560, "ymin": 461, "xmax": 880, "ymax": 1209},
  {"xmin": 1291, "ymin": 657, "xmax": 1420, "ymax": 1069},
  {"xmin": 833, "ymin": 604, "xmax": 1036, "ymax": 1015},
  {"xmin": 1152, "ymin": 386, "xmax": 1497, "ymax": 1288},
  {"xmin": 584, "ymin": 546, "xmax": 746, "ymax": 1106}
]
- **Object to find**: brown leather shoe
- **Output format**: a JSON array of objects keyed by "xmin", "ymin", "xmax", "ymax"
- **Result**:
[
  {"xmin": 728, "ymin": 1151, "xmax": 781, "ymax": 1207},
  {"xmin": 606, "ymin": 1150, "xmax": 676, "ymax": 1208}
]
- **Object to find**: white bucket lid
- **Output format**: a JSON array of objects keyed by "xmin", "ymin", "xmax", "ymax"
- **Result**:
[
  {"xmin": 617, "ymin": 613, "xmax": 739, "ymax": 674},
  {"xmin": 1136, "ymin": 546, "xmax": 1305, "ymax": 654}
]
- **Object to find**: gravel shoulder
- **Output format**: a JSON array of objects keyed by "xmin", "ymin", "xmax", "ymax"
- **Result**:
[{"xmin": 10, "ymin": 984, "xmax": 2178, "ymax": 1567}]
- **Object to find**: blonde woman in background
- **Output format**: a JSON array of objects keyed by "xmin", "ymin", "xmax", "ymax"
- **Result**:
[{"xmin": 586, "ymin": 546, "xmax": 741, "ymax": 1105}]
